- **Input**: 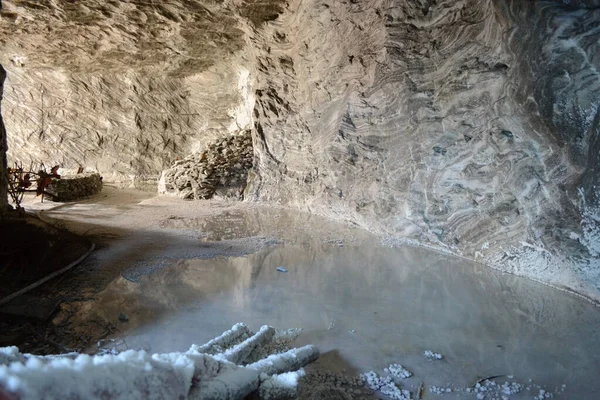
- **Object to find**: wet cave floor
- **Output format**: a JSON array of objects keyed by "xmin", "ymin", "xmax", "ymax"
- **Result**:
[{"xmin": 2, "ymin": 186, "xmax": 600, "ymax": 399}]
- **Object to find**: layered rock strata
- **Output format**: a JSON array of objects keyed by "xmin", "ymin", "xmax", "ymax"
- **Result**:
[
  {"xmin": 0, "ymin": 0, "xmax": 270, "ymax": 181},
  {"xmin": 247, "ymin": 0, "xmax": 600, "ymax": 300}
]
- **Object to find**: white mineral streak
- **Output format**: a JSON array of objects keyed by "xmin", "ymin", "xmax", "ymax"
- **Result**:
[
  {"xmin": 248, "ymin": 0, "xmax": 600, "ymax": 302},
  {"xmin": 229, "ymin": 68, "xmax": 256, "ymax": 133}
]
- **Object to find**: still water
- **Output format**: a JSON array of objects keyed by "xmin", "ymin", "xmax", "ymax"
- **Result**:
[{"xmin": 83, "ymin": 240, "xmax": 600, "ymax": 398}]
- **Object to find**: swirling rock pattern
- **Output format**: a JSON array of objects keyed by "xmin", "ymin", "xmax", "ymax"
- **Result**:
[
  {"xmin": 248, "ymin": 0, "xmax": 600, "ymax": 301},
  {"xmin": 0, "ymin": 0, "xmax": 599, "ymax": 301},
  {"xmin": 0, "ymin": 0, "xmax": 270, "ymax": 181}
]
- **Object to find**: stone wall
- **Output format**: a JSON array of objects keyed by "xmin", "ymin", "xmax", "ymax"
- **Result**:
[
  {"xmin": 46, "ymin": 173, "xmax": 103, "ymax": 202},
  {"xmin": 246, "ymin": 0, "xmax": 600, "ymax": 301},
  {"xmin": 0, "ymin": 0, "xmax": 269, "ymax": 183}
]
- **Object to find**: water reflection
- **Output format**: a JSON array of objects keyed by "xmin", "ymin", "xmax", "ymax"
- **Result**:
[
  {"xmin": 158, "ymin": 208, "xmax": 370, "ymax": 244},
  {"xmin": 75, "ymin": 243, "xmax": 600, "ymax": 397}
]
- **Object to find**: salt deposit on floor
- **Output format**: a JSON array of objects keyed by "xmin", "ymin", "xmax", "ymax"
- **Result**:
[
  {"xmin": 0, "ymin": 324, "xmax": 318, "ymax": 400},
  {"xmin": 423, "ymin": 351, "xmax": 443, "ymax": 361}
]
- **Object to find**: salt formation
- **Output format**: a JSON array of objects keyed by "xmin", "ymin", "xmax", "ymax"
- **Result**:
[
  {"xmin": 0, "ymin": 1, "xmax": 599, "ymax": 300},
  {"xmin": 158, "ymin": 131, "xmax": 253, "ymax": 200},
  {"xmin": 0, "ymin": 323, "xmax": 318, "ymax": 400},
  {"xmin": 423, "ymin": 351, "xmax": 443, "ymax": 360},
  {"xmin": 360, "ymin": 371, "xmax": 411, "ymax": 400},
  {"xmin": 356, "ymin": 364, "xmax": 566, "ymax": 400},
  {"xmin": 464, "ymin": 377, "xmax": 565, "ymax": 399},
  {"xmin": 384, "ymin": 364, "xmax": 412, "ymax": 379}
]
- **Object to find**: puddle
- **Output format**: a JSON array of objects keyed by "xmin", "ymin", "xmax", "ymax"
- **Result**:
[
  {"xmin": 157, "ymin": 208, "xmax": 365, "ymax": 244},
  {"xmin": 71, "ymin": 243, "xmax": 600, "ymax": 398},
  {"xmin": 159, "ymin": 211, "xmax": 265, "ymax": 241}
]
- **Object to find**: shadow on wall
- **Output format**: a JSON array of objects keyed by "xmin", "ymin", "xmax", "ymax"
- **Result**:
[{"xmin": 1, "ymin": 64, "xmax": 8, "ymax": 220}]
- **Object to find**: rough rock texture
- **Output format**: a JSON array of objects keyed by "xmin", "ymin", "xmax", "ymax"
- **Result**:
[
  {"xmin": 158, "ymin": 130, "xmax": 253, "ymax": 200},
  {"xmin": 0, "ymin": 65, "xmax": 7, "ymax": 219},
  {"xmin": 0, "ymin": 0, "xmax": 271, "ymax": 181},
  {"xmin": 46, "ymin": 173, "xmax": 103, "ymax": 202},
  {"xmin": 248, "ymin": 0, "xmax": 600, "ymax": 301},
  {"xmin": 1, "ymin": 0, "xmax": 599, "ymax": 300},
  {"xmin": 0, "ymin": 324, "xmax": 319, "ymax": 400}
]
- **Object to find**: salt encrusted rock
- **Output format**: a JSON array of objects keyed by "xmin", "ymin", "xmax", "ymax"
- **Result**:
[
  {"xmin": 158, "ymin": 130, "xmax": 253, "ymax": 200},
  {"xmin": 0, "ymin": 323, "xmax": 319, "ymax": 400},
  {"xmin": 423, "ymin": 350, "xmax": 443, "ymax": 360}
]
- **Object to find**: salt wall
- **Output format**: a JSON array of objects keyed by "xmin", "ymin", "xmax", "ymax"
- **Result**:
[{"xmin": 1, "ymin": 1, "xmax": 598, "ymax": 301}]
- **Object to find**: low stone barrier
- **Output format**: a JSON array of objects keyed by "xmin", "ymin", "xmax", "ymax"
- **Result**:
[{"xmin": 46, "ymin": 173, "xmax": 103, "ymax": 202}]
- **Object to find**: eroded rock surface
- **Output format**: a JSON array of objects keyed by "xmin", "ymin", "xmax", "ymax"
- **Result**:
[
  {"xmin": 159, "ymin": 130, "xmax": 253, "ymax": 200},
  {"xmin": 248, "ymin": 0, "xmax": 600, "ymax": 301},
  {"xmin": 0, "ymin": 0, "xmax": 269, "ymax": 181},
  {"xmin": 1, "ymin": 0, "xmax": 599, "ymax": 300}
]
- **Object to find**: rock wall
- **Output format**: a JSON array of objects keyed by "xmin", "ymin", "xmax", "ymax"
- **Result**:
[
  {"xmin": 47, "ymin": 173, "xmax": 103, "ymax": 202},
  {"xmin": 0, "ymin": 0, "xmax": 266, "ymax": 182},
  {"xmin": 1, "ymin": 64, "xmax": 255, "ymax": 183},
  {"xmin": 0, "ymin": 1, "xmax": 599, "ymax": 300},
  {"xmin": 500, "ymin": 0, "xmax": 600, "ymax": 270},
  {"xmin": 247, "ymin": 0, "xmax": 600, "ymax": 301},
  {"xmin": 0, "ymin": 65, "xmax": 7, "ymax": 219}
]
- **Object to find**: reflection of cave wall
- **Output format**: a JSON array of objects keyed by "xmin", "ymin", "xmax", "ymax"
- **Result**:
[{"xmin": 1, "ymin": 1, "xmax": 599, "ymax": 300}]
